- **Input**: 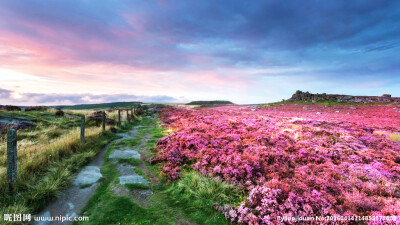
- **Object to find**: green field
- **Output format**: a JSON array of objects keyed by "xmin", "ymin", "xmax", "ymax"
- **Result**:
[{"xmin": 57, "ymin": 102, "xmax": 142, "ymax": 110}]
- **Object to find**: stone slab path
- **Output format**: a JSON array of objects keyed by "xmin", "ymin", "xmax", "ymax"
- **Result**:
[
  {"xmin": 34, "ymin": 132, "xmax": 133, "ymax": 225},
  {"xmin": 35, "ymin": 114, "xmax": 196, "ymax": 224},
  {"xmin": 109, "ymin": 150, "xmax": 141, "ymax": 159},
  {"xmin": 34, "ymin": 116, "xmax": 157, "ymax": 225}
]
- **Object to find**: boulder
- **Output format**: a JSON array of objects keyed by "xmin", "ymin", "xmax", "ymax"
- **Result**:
[
  {"xmin": 87, "ymin": 111, "xmax": 115, "ymax": 125},
  {"xmin": 55, "ymin": 110, "xmax": 65, "ymax": 117}
]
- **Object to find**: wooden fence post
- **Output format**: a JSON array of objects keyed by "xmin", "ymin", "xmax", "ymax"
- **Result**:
[
  {"xmin": 118, "ymin": 110, "xmax": 121, "ymax": 127},
  {"xmin": 7, "ymin": 129, "xmax": 17, "ymax": 185},
  {"xmin": 126, "ymin": 109, "xmax": 130, "ymax": 123},
  {"xmin": 81, "ymin": 115, "xmax": 85, "ymax": 143},
  {"xmin": 102, "ymin": 111, "xmax": 106, "ymax": 131}
]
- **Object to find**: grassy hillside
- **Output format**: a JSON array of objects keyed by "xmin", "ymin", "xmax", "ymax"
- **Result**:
[
  {"xmin": 186, "ymin": 100, "xmax": 233, "ymax": 105},
  {"xmin": 57, "ymin": 102, "xmax": 142, "ymax": 110}
]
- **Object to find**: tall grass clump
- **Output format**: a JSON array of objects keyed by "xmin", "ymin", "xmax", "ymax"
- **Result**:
[{"xmin": 164, "ymin": 171, "xmax": 244, "ymax": 224}]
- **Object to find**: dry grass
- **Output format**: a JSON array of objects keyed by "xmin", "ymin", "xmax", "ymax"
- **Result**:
[
  {"xmin": 64, "ymin": 109, "xmax": 95, "ymax": 116},
  {"xmin": 0, "ymin": 109, "xmax": 117, "ymax": 181},
  {"xmin": 389, "ymin": 133, "xmax": 400, "ymax": 143},
  {"xmin": 0, "ymin": 126, "xmax": 108, "ymax": 180},
  {"xmin": 0, "ymin": 107, "xmax": 137, "ymax": 183},
  {"xmin": 63, "ymin": 109, "xmax": 132, "ymax": 122}
]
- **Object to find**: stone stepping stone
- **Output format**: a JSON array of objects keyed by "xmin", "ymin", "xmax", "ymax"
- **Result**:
[
  {"xmin": 119, "ymin": 175, "xmax": 149, "ymax": 186},
  {"xmin": 114, "ymin": 146, "xmax": 134, "ymax": 151},
  {"xmin": 109, "ymin": 150, "xmax": 140, "ymax": 159},
  {"xmin": 115, "ymin": 133, "xmax": 132, "ymax": 143},
  {"xmin": 72, "ymin": 166, "xmax": 102, "ymax": 186},
  {"xmin": 117, "ymin": 164, "xmax": 135, "ymax": 176}
]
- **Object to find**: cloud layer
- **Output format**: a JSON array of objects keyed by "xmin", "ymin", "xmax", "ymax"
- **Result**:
[
  {"xmin": 0, "ymin": 88, "xmax": 181, "ymax": 105},
  {"xmin": 0, "ymin": 0, "xmax": 399, "ymax": 104}
]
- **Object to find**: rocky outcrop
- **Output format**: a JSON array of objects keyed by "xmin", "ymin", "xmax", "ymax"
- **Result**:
[
  {"xmin": 87, "ymin": 111, "xmax": 115, "ymax": 125},
  {"xmin": 288, "ymin": 90, "xmax": 400, "ymax": 104},
  {"xmin": 55, "ymin": 110, "xmax": 65, "ymax": 117},
  {"xmin": 0, "ymin": 105, "xmax": 21, "ymax": 111}
]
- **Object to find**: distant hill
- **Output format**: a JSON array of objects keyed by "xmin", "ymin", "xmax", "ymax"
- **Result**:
[
  {"xmin": 56, "ymin": 101, "xmax": 142, "ymax": 110},
  {"xmin": 186, "ymin": 100, "xmax": 233, "ymax": 105}
]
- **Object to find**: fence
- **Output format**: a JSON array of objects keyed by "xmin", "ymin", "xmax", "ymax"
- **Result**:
[{"xmin": 4, "ymin": 107, "xmax": 137, "ymax": 186}]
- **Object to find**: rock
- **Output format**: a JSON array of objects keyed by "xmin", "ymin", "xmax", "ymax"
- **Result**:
[
  {"xmin": 117, "ymin": 164, "xmax": 136, "ymax": 176},
  {"xmin": 87, "ymin": 111, "xmax": 115, "ymax": 125},
  {"xmin": 55, "ymin": 110, "xmax": 65, "ymax": 117},
  {"xmin": 287, "ymin": 91, "xmax": 400, "ymax": 104},
  {"xmin": 109, "ymin": 150, "xmax": 141, "ymax": 159},
  {"xmin": 119, "ymin": 175, "xmax": 149, "ymax": 186},
  {"xmin": 115, "ymin": 133, "xmax": 132, "ymax": 143},
  {"xmin": 135, "ymin": 105, "xmax": 145, "ymax": 115},
  {"xmin": 73, "ymin": 166, "xmax": 102, "ymax": 186},
  {"xmin": 0, "ymin": 105, "xmax": 21, "ymax": 111}
]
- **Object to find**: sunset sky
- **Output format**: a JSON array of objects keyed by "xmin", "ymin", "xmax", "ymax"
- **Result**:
[{"xmin": 0, "ymin": 0, "xmax": 399, "ymax": 105}]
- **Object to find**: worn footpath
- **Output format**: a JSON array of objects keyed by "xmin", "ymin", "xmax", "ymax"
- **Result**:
[{"xmin": 35, "ymin": 114, "xmax": 197, "ymax": 225}]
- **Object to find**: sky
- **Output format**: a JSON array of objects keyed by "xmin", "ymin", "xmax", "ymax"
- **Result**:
[{"xmin": 0, "ymin": 0, "xmax": 399, "ymax": 105}]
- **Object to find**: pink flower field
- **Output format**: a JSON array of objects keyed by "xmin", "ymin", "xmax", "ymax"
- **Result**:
[{"xmin": 155, "ymin": 104, "xmax": 400, "ymax": 224}]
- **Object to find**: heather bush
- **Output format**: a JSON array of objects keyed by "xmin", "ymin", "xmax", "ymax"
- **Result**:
[
  {"xmin": 155, "ymin": 105, "xmax": 400, "ymax": 224},
  {"xmin": 25, "ymin": 106, "xmax": 47, "ymax": 111}
]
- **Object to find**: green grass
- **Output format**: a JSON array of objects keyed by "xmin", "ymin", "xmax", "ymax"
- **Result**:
[
  {"xmin": 59, "ymin": 102, "xmax": 142, "ymax": 110},
  {"xmin": 80, "ymin": 183, "xmax": 94, "ymax": 189},
  {"xmin": 125, "ymin": 183, "xmax": 149, "ymax": 190},
  {"xmin": 133, "ymin": 167, "xmax": 145, "ymax": 177},
  {"xmin": 118, "ymin": 158, "xmax": 142, "ymax": 166},
  {"xmin": 79, "ymin": 115, "xmax": 243, "ymax": 225},
  {"xmin": 162, "ymin": 171, "xmax": 243, "ymax": 224},
  {"xmin": 145, "ymin": 121, "xmax": 166, "ymax": 149},
  {"xmin": 114, "ymin": 138, "xmax": 141, "ymax": 148}
]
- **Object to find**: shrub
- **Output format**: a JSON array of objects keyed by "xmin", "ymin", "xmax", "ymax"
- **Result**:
[
  {"xmin": 156, "ymin": 105, "xmax": 400, "ymax": 222},
  {"xmin": 25, "ymin": 106, "xmax": 47, "ymax": 111}
]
